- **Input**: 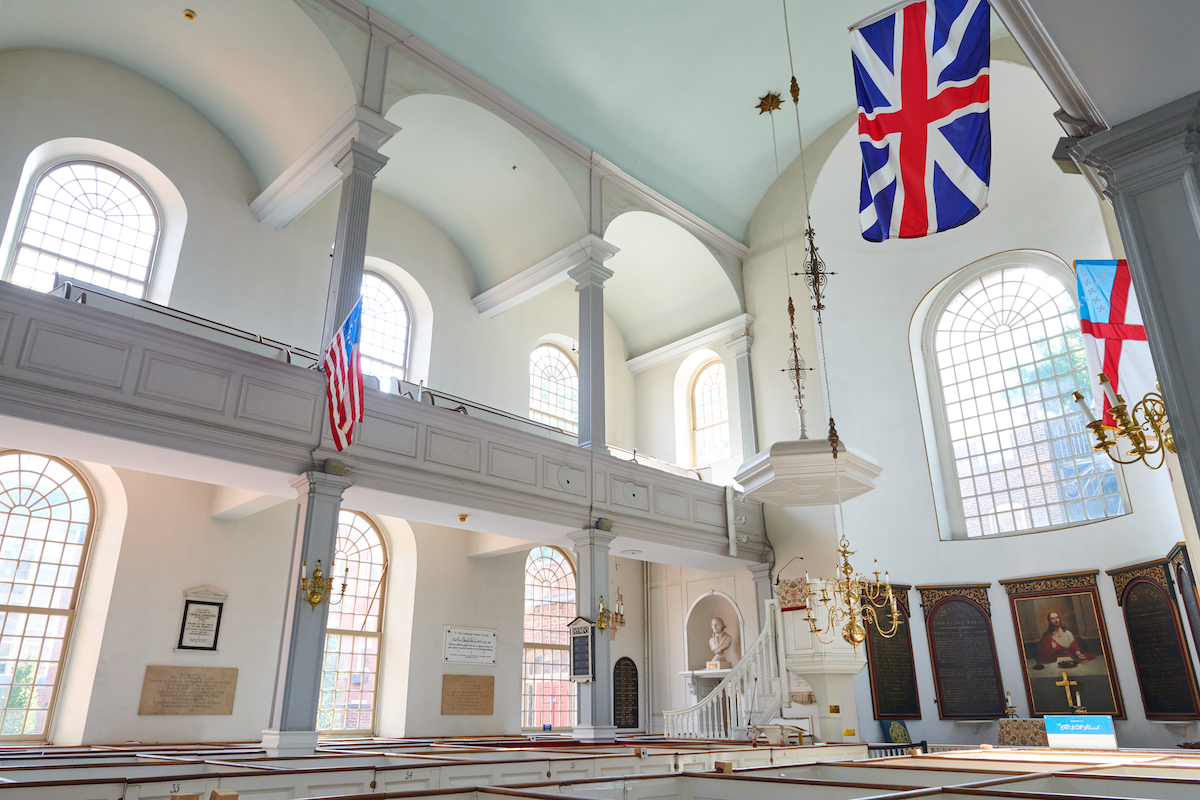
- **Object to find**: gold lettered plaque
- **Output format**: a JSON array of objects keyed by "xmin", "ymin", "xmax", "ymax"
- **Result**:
[
  {"xmin": 440, "ymin": 674, "xmax": 494, "ymax": 715},
  {"xmin": 137, "ymin": 666, "xmax": 238, "ymax": 715}
]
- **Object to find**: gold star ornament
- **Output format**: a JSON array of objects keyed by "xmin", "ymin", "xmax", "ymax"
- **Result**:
[{"xmin": 757, "ymin": 92, "xmax": 783, "ymax": 115}]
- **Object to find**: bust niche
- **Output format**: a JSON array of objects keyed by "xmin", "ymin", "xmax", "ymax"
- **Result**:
[{"xmin": 683, "ymin": 593, "xmax": 743, "ymax": 702}]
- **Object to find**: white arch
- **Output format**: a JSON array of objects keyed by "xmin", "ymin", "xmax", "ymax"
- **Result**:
[
  {"xmin": 0, "ymin": 138, "xmax": 187, "ymax": 306},
  {"xmin": 673, "ymin": 348, "xmax": 726, "ymax": 468},
  {"xmin": 372, "ymin": 514, "xmax": 417, "ymax": 737}
]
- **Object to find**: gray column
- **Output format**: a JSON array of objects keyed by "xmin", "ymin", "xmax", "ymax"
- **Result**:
[
  {"xmin": 747, "ymin": 562, "xmax": 774, "ymax": 636},
  {"xmin": 263, "ymin": 471, "xmax": 353, "ymax": 755},
  {"xmin": 1072, "ymin": 93, "xmax": 1200, "ymax": 533},
  {"xmin": 568, "ymin": 527, "xmax": 617, "ymax": 741},
  {"xmin": 321, "ymin": 140, "xmax": 389, "ymax": 350},
  {"xmin": 568, "ymin": 246, "xmax": 615, "ymax": 450},
  {"xmin": 726, "ymin": 335, "xmax": 759, "ymax": 459}
]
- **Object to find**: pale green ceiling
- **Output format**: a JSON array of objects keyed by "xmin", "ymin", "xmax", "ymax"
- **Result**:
[{"xmin": 364, "ymin": 0, "xmax": 889, "ymax": 242}]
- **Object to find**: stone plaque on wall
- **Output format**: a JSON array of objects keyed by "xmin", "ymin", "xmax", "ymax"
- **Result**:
[
  {"xmin": 440, "ymin": 674, "xmax": 495, "ymax": 715},
  {"xmin": 864, "ymin": 585, "xmax": 920, "ymax": 719},
  {"xmin": 613, "ymin": 656, "xmax": 638, "ymax": 728},
  {"xmin": 1109, "ymin": 559, "xmax": 1200, "ymax": 719},
  {"xmin": 918, "ymin": 584, "xmax": 1005, "ymax": 720},
  {"xmin": 137, "ymin": 666, "xmax": 238, "ymax": 715}
]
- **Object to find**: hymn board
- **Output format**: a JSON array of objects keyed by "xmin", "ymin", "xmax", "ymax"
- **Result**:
[{"xmin": 918, "ymin": 584, "xmax": 1005, "ymax": 720}]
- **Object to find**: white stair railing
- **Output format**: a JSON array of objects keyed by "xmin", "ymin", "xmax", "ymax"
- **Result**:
[{"xmin": 663, "ymin": 599, "xmax": 784, "ymax": 739}]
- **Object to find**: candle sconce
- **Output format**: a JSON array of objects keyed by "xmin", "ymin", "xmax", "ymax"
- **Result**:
[
  {"xmin": 596, "ymin": 594, "xmax": 625, "ymax": 634},
  {"xmin": 1073, "ymin": 372, "xmax": 1174, "ymax": 470},
  {"xmin": 299, "ymin": 559, "xmax": 348, "ymax": 610}
]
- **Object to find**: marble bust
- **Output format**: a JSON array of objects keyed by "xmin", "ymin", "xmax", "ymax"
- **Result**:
[{"xmin": 709, "ymin": 617, "xmax": 733, "ymax": 662}]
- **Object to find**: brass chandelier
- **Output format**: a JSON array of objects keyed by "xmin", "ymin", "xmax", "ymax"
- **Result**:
[
  {"xmin": 761, "ymin": 0, "xmax": 902, "ymax": 647},
  {"xmin": 1074, "ymin": 372, "xmax": 1175, "ymax": 469}
]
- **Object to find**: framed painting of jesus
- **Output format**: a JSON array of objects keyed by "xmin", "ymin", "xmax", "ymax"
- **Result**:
[{"xmin": 1000, "ymin": 571, "xmax": 1125, "ymax": 719}]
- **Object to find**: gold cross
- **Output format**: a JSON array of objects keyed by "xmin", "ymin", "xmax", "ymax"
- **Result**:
[{"xmin": 1056, "ymin": 671, "xmax": 1078, "ymax": 706}]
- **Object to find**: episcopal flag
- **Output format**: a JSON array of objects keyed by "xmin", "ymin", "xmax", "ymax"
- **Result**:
[
  {"xmin": 323, "ymin": 298, "xmax": 365, "ymax": 451},
  {"xmin": 1076, "ymin": 260, "xmax": 1155, "ymax": 427},
  {"xmin": 852, "ymin": 0, "xmax": 991, "ymax": 241}
]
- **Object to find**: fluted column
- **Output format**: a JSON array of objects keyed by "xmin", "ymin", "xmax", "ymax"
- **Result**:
[
  {"xmin": 726, "ymin": 335, "xmax": 759, "ymax": 459},
  {"xmin": 568, "ymin": 237, "xmax": 618, "ymax": 450},
  {"xmin": 321, "ymin": 140, "xmax": 389, "ymax": 350},
  {"xmin": 568, "ymin": 527, "xmax": 617, "ymax": 741},
  {"xmin": 1072, "ymin": 92, "xmax": 1200, "ymax": 539},
  {"xmin": 263, "ymin": 471, "xmax": 353, "ymax": 755}
]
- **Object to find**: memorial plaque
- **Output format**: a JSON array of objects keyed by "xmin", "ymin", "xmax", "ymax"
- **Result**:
[
  {"xmin": 440, "ymin": 674, "xmax": 495, "ymax": 715},
  {"xmin": 1109, "ymin": 559, "xmax": 1200, "ymax": 719},
  {"xmin": 138, "ymin": 666, "xmax": 237, "ymax": 715},
  {"xmin": 177, "ymin": 600, "xmax": 223, "ymax": 651},
  {"xmin": 864, "ymin": 585, "xmax": 920, "ymax": 719},
  {"xmin": 1001, "ymin": 571, "xmax": 1124, "ymax": 718},
  {"xmin": 613, "ymin": 656, "xmax": 638, "ymax": 728},
  {"xmin": 918, "ymin": 585, "xmax": 1004, "ymax": 720},
  {"xmin": 443, "ymin": 626, "xmax": 497, "ymax": 664},
  {"xmin": 1169, "ymin": 544, "xmax": 1200, "ymax": 665}
]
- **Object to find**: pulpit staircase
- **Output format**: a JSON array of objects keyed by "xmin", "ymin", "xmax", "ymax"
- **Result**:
[{"xmin": 663, "ymin": 600, "xmax": 786, "ymax": 739}]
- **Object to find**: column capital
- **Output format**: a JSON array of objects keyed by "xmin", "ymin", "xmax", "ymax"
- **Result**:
[
  {"xmin": 288, "ymin": 471, "xmax": 354, "ymax": 501},
  {"xmin": 726, "ymin": 334, "xmax": 754, "ymax": 357},
  {"xmin": 568, "ymin": 258, "xmax": 615, "ymax": 289},
  {"xmin": 747, "ymin": 562, "xmax": 772, "ymax": 581},
  {"xmin": 567, "ymin": 527, "xmax": 618, "ymax": 551},
  {"xmin": 578, "ymin": 233, "xmax": 620, "ymax": 264},
  {"xmin": 335, "ymin": 139, "xmax": 390, "ymax": 178}
]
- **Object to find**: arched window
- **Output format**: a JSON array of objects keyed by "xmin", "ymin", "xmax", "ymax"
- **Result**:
[
  {"xmin": 692, "ymin": 360, "xmax": 731, "ymax": 467},
  {"xmin": 6, "ymin": 161, "xmax": 159, "ymax": 299},
  {"xmin": 360, "ymin": 271, "xmax": 411, "ymax": 389},
  {"xmin": 529, "ymin": 344, "xmax": 578, "ymax": 434},
  {"xmin": 0, "ymin": 451, "xmax": 95, "ymax": 739},
  {"xmin": 522, "ymin": 547, "xmax": 576, "ymax": 729},
  {"xmin": 925, "ymin": 264, "xmax": 1126, "ymax": 538},
  {"xmin": 318, "ymin": 510, "xmax": 388, "ymax": 735}
]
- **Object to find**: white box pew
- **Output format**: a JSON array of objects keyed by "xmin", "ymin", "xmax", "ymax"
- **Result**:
[
  {"xmin": 735, "ymin": 762, "xmax": 1029, "ymax": 787},
  {"xmin": 209, "ymin": 765, "xmax": 377, "ymax": 799},
  {"xmin": 1081, "ymin": 763, "xmax": 1200, "ymax": 778},
  {"xmin": 958, "ymin": 772, "xmax": 1200, "ymax": 800},
  {"xmin": 0, "ymin": 760, "xmax": 227, "ymax": 783},
  {"xmin": 0, "ymin": 777, "xmax": 126, "ymax": 800},
  {"xmin": 681, "ymin": 772, "xmax": 936, "ymax": 800},
  {"xmin": 439, "ymin": 759, "xmax": 555, "ymax": 787},
  {"xmin": 868, "ymin": 757, "xmax": 1095, "ymax": 773},
  {"xmin": 591, "ymin": 754, "xmax": 676, "ymax": 777},
  {"xmin": 373, "ymin": 762, "xmax": 446, "ymax": 792}
]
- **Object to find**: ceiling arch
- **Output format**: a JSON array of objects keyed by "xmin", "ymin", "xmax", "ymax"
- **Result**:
[
  {"xmin": 376, "ymin": 93, "xmax": 588, "ymax": 293},
  {"xmin": 603, "ymin": 211, "xmax": 742, "ymax": 358},
  {"xmin": 0, "ymin": 0, "xmax": 356, "ymax": 189}
]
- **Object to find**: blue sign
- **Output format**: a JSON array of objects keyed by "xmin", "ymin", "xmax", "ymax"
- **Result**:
[
  {"xmin": 1044, "ymin": 716, "xmax": 1117, "ymax": 749},
  {"xmin": 542, "ymin": 724, "xmax": 552, "ymax": 731}
]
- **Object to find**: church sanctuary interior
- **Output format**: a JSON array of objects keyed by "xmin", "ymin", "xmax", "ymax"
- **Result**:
[{"xmin": 5, "ymin": 0, "xmax": 1200, "ymax": 797}]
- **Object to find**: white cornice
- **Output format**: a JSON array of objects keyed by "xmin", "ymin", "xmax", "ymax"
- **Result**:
[
  {"xmin": 626, "ymin": 314, "xmax": 754, "ymax": 373},
  {"xmin": 308, "ymin": 0, "xmax": 748, "ymax": 262},
  {"xmin": 250, "ymin": 105, "xmax": 399, "ymax": 229},
  {"xmin": 472, "ymin": 234, "xmax": 619, "ymax": 318},
  {"xmin": 990, "ymin": 0, "xmax": 1106, "ymax": 133}
]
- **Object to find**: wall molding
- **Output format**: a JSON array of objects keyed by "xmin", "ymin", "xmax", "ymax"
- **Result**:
[
  {"xmin": 471, "ymin": 234, "xmax": 619, "ymax": 318},
  {"xmin": 626, "ymin": 314, "xmax": 754, "ymax": 373},
  {"xmin": 250, "ymin": 105, "xmax": 399, "ymax": 229}
]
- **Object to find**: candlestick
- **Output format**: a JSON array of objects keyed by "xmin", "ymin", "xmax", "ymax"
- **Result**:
[
  {"xmin": 1073, "ymin": 391, "xmax": 1096, "ymax": 424},
  {"xmin": 1099, "ymin": 373, "xmax": 1119, "ymax": 407},
  {"xmin": 301, "ymin": 561, "xmax": 307, "ymax": 580}
]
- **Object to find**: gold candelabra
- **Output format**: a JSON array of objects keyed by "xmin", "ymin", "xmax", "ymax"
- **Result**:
[
  {"xmin": 596, "ymin": 594, "xmax": 625, "ymax": 633},
  {"xmin": 1074, "ymin": 372, "xmax": 1174, "ymax": 469},
  {"xmin": 298, "ymin": 559, "xmax": 348, "ymax": 610},
  {"xmin": 803, "ymin": 542, "xmax": 903, "ymax": 648}
]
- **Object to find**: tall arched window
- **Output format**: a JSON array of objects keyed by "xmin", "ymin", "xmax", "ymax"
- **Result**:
[
  {"xmin": 360, "ymin": 272, "xmax": 411, "ymax": 389},
  {"xmin": 0, "ymin": 451, "xmax": 95, "ymax": 739},
  {"xmin": 318, "ymin": 510, "xmax": 388, "ymax": 735},
  {"xmin": 6, "ymin": 161, "xmax": 159, "ymax": 299},
  {"xmin": 692, "ymin": 360, "xmax": 731, "ymax": 467},
  {"xmin": 926, "ymin": 264, "xmax": 1126, "ymax": 538},
  {"xmin": 529, "ymin": 344, "xmax": 578, "ymax": 434},
  {"xmin": 522, "ymin": 547, "xmax": 576, "ymax": 729}
]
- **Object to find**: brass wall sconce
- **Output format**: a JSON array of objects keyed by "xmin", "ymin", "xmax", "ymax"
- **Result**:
[
  {"xmin": 299, "ymin": 559, "xmax": 348, "ymax": 610},
  {"xmin": 596, "ymin": 594, "xmax": 625, "ymax": 634},
  {"xmin": 1074, "ymin": 372, "xmax": 1174, "ymax": 469}
]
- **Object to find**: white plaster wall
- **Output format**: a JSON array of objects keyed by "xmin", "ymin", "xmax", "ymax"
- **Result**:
[
  {"xmin": 739, "ymin": 62, "xmax": 1191, "ymax": 748},
  {"xmin": 607, "ymin": 555, "xmax": 648, "ymax": 732},
  {"xmin": 75, "ymin": 469, "xmax": 294, "ymax": 744},
  {"xmin": 374, "ymin": 514, "xmax": 418, "ymax": 738}
]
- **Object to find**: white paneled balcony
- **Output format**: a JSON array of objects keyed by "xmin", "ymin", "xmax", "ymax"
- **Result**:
[{"xmin": 0, "ymin": 281, "xmax": 765, "ymax": 569}]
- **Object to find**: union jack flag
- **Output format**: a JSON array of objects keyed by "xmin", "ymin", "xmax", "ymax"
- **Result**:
[
  {"xmin": 323, "ymin": 298, "xmax": 364, "ymax": 451},
  {"xmin": 852, "ymin": 0, "xmax": 991, "ymax": 241},
  {"xmin": 1076, "ymin": 260, "xmax": 1155, "ymax": 427}
]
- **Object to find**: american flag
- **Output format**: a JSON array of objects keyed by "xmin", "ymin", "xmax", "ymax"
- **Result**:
[
  {"xmin": 1076, "ymin": 260, "xmax": 1154, "ymax": 427},
  {"xmin": 323, "ymin": 298, "xmax": 364, "ymax": 452},
  {"xmin": 852, "ymin": 0, "xmax": 991, "ymax": 241}
]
